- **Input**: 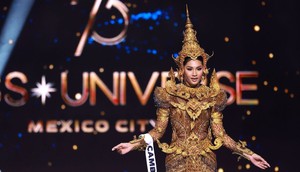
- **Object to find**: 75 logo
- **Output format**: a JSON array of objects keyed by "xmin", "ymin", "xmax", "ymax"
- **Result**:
[{"xmin": 74, "ymin": 0, "xmax": 129, "ymax": 56}]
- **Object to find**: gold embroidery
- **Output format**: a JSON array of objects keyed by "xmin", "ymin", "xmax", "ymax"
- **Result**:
[
  {"xmin": 129, "ymin": 135, "xmax": 147, "ymax": 151},
  {"xmin": 165, "ymin": 70, "xmax": 220, "ymax": 122},
  {"xmin": 211, "ymin": 112, "xmax": 223, "ymax": 124},
  {"xmin": 232, "ymin": 140, "xmax": 254, "ymax": 161}
]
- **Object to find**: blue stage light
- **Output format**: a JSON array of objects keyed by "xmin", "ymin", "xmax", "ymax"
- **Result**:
[{"xmin": 0, "ymin": 0, "xmax": 35, "ymax": 76}]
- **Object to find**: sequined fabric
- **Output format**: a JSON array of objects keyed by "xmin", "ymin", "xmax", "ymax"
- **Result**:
[{"xmin": 147, "ymin": 78, "xmax": 253, "ymax": 172}]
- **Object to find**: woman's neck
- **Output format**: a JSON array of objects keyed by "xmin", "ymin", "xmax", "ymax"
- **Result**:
[{"xmin": 182, "ymin": 81, "xmax": 202, "ymax": 88}]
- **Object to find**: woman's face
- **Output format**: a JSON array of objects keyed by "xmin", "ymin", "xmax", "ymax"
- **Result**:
[{"xmin": 183, "ymin": 59, "xmax": 203, "ymax": 87}]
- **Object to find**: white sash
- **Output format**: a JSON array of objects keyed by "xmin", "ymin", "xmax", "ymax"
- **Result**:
[{"xmin": 143, "ymin": 134, "xmax": 157, "ymax": 172}]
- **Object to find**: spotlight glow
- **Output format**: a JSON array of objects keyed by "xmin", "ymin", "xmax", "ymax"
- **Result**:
[{"xmin": 0, "ymin": 0, "xmax": 36, "ymax": 76}]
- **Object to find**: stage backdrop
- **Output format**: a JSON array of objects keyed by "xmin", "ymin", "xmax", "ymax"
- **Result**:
[{"xmin": 0, "ymin": 0, "xmax": 299, "ymax": 171}]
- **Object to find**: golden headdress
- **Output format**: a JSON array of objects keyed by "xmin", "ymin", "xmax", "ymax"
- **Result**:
[{"xmin": 172, "ymin": 5, "xmax": 212, "ymax": 84}]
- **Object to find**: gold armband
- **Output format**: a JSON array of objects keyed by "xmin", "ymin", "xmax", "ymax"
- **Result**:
[
  {"xmin": 211, "ymin": 112, "xmax": 223, "ymax": 124},
  {"xmin": 233, "ymin": 140, "xmax": 254, "ymax": 161},
  {"xmin": 129, "ymin": 135, "xmax": 147, "ymax": 151}
]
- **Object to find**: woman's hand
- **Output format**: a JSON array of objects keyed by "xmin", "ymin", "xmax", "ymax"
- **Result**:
[
  {"xmin": 112, "ymin": 142, "xmax": 135, "ymax": 155},
  {"xmin": 245, "ymin": 153, "xmax": 271, "ymax": 170}
]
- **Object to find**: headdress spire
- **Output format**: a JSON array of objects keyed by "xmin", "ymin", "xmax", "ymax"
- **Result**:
[
  {"xmin": 185, "ymin": 4, "xmax": 192, "ymax": 27},
  {"xmin": 177, "ymin": 4, "xmax": 207, "ymax": 63},
  {"xmin": 172, "ymin": 5, "xmax": 211, "ymax": 84}
]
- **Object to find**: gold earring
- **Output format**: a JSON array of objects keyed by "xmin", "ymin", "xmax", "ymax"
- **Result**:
[{"xmin": 201, "ymin": 75, "xmax": 206, "ymax": 82}]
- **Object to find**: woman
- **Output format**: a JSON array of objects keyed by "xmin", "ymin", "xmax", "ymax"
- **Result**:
[{"xmin": 112, "ymin": 6, "xmax": 270, "ymax": 172}]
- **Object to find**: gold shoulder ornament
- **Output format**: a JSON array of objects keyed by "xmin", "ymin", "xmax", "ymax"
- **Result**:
[{"xmin": 166, "ymin": 69, "xmax": 221, "ymax": 121}]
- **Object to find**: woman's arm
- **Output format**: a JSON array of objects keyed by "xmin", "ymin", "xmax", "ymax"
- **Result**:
[
  {"xmin": 148, "ymin": 108, "xmax": 170, "ymax": 141},
  {"xmin": 210, "ymin": 111, "xmax": 270, "ymax": 169},
  {"xmin": 210, "ymin": 111, "xmax": 254, "ymax": 156},
  {"xmin": 112, "ymin": 107, "xmax": 170, "ymax": 154}
]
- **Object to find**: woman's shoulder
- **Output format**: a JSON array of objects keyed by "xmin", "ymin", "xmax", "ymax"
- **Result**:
[
  {"xmin": 214, "ymin": 89, "xmax": 228, "ymax": 112},
  {"xmin": 153, "ymin": 86, "xmax": 172, "ymax": 108},
  {"xmin": 154, "ymin": 86, "xmax": 169, "ymax": 100}
]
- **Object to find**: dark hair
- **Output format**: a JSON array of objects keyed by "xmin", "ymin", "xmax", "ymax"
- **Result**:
[{"xmin": 183, "ymin": 56, "xmax": 203, "ymax": 66}]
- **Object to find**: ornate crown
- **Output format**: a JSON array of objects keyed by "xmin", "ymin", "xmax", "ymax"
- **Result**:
[{"xmin": 171, "ymin": 5, "xmax": 212, "ymax": 84}]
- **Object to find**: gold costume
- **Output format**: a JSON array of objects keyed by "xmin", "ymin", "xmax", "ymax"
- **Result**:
[
  {"xmin": 149, "ymin": 71, "xmax": 253, "ymax": 172},
  {"xmin": 130, "ymin": 6, "xmax": 254, "ymax": 172}
]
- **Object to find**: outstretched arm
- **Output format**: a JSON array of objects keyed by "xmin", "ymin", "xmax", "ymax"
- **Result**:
[
  {"xmin": 244, "ymin": 152, "xmax": 270, "ymax": 169},
  {"xmin": 112, "ymin": 107, "xmax": 170, "ymax": 154},
  {"xmin": 210, "ymin": 111, "xmax": 270, "ymax": 169},
  {"xmin": 112, "ymin": 142, "xmax": 137, "ymax": 155}
]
